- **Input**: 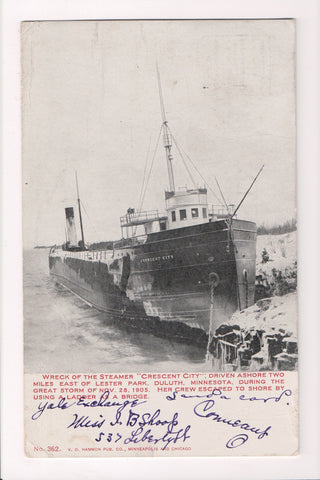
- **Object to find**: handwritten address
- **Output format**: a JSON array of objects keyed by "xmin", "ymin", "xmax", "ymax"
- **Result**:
[{"xmin": 31, "ymin": 388, "xmax": 292, "ymax": 451}]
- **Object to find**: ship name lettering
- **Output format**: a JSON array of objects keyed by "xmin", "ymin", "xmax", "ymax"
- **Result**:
[{"xmin": 141, "ymin": 255, "xmax": 173, "ymax": 263}]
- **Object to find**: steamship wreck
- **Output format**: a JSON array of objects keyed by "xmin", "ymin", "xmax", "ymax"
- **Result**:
[{"xmin": 49, "ymin": 73, "xmax": 257, "ymax": 334}]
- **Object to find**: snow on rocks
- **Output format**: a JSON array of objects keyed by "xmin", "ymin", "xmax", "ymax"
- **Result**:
[
  {"xmin": 209, "ymin": 231, "xmax": 298, "ymax": 370},
  {"xmin": 256, "ymin": 230, "xmax": 297, "ymax": 280},
  {"xmin": 231, "ymin": 293, "xmax": 297, "ymax": 337}
]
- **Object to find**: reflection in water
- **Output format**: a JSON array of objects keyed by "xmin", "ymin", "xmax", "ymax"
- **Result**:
[{"xmin": 24, "ymin": 249, "xmax": 208, "ymax": 373}]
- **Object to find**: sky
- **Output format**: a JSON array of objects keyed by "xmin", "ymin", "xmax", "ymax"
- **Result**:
[{"xmin": 22, "ymin": 19, "xmax": 296, "ymax": 247}]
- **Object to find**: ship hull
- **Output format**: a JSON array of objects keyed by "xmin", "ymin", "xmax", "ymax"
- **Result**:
[{"xmin": 49, "ymin": 219, "xmax": 256, "ymax": 333}]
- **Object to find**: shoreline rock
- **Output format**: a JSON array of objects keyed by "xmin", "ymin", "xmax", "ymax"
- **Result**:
[{"xmin": 209, "ymin": 231, "xmax": 298, "ymax": 370}]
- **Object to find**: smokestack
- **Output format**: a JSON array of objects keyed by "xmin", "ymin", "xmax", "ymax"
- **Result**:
[{"xmin": 65, "ymin": 207, "xmax": 78, "ymax": 247}]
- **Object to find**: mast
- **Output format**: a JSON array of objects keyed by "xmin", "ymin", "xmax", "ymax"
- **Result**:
[
  {"xmin": 75, "ymin": 171, "xmax": 85, "ymax": 247},
  {"xmin": 231, "ymin": 165, "xmax": 264, "ymax": 219},
  {"xmin": 156, "ymin": 64, "xmax": 175, "ymax": 192}
]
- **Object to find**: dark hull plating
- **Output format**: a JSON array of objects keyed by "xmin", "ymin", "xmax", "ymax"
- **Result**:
[{"xmin": 49, "ymin": 218, "xmax": 256, "ymax": 332}]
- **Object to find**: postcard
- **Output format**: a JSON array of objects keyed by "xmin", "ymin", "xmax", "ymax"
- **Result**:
[{"xmin": 22, "ymin": 19, "xmax": 298, "ymax": 457}]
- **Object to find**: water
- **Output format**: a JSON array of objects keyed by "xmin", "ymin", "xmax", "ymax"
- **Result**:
[{"xmin": 24, "ymin": 249, "xmax": 208, "ymax": 373}]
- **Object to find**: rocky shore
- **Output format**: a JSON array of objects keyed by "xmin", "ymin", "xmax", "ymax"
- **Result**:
[{"xmin": 209, "ymin": 231, "xmax": 298, "ymax": 371}]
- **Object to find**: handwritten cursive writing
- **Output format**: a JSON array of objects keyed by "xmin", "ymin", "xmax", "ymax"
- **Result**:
[
  {"xmin": 123, "ymin": 408, "xmax": 191, "ymax": 451},
  {"xmin": 239, "ymin": 389, "xmax": 292, "ymax": 404},
  {"xmin": 226, "ymin": 434, "xmax": 249, "ymax": 449},
  {"xmin": 30, "ymin": 386, "xmax": 292, "ymax": 451},
  {"xmin": 31, "ymin": 390, "xmax": 146, "ymax": 421},
  {"xmin": 166, "ymin": 388, "xmax": 230, "ymax": 402},
  {"xmin": 66, "ymin": 406, "xmax": 191, "ymax": 450},
  {"xmin": 67, "ymin": 413, "xmax": 106, "ymax": 429},
  {"xmin": 194, "ymin": 399, "xmax": 271, "ymax": 441},
  {"xmin": 31, "ymin": 397, "xmax": 75, "ymax": 420},
  {"xmin": 124, "ymin": 425, "xmax": 191, "ymax": 450}
]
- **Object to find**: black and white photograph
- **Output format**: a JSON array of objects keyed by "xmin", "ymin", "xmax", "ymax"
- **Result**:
[
  {"xmin": 3, "ymin": 0, "xmax": 320, "ymax": 474},
  {"xmin": 23, "ymin": 19, "xmax": 297, "ymax": 374}
]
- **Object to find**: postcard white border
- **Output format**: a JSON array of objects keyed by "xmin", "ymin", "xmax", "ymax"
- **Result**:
[{"xmin": 1, "ymin": 0, "xmax": 320, "ymax": 479}]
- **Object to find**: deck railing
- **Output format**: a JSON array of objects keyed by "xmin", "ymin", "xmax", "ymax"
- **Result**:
[
  {"xmin": 51, "ymin": 249, "xmax": 113, "ymax": 261},
  {"xmin": 210, "ymin": 204, "xmax": 236, "ymax": 218}
]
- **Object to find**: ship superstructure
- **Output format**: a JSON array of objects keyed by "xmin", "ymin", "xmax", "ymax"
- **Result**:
[{"xmin": 49, "ymin": 71, "xmax": 258, "ymax": 334}]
